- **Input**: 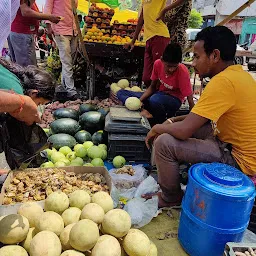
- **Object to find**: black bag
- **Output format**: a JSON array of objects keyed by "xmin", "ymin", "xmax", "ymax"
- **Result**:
[{"xmin": 0, "ymin": 113, "xmax": 48, "ymax": 170}]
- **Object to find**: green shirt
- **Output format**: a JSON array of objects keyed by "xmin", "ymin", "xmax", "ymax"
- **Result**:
[
  {"xmin": 80, "ymin": 20, "xmax": 85, "ymax": 29},
  {"xmin": 0, "ymin": 65, "xmax": 24, "ymax": 95}
]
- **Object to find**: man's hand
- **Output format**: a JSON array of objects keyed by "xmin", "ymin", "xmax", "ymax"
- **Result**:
[
  {"xmin": 49, "ymin": 15, "xmax": 62, "ymax": 24},
  {"xmin": 10, "ymin": 96, "xmax": 41, "ymax": 126},
  {"xmin": 156, "ymin": 8, "xmax": 167, "ymax": 22},
  {"xmin": 124, "ymin": 41, "xmax": 135, "ymax": 52},
  {"xmin": 145, "ymin": 127, "xmax": 159, "ymax": 149}
]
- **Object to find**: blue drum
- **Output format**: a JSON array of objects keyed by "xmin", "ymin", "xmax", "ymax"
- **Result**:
[{"xmin": 178, "ymin": 163, "xmax": 255, "ymax": 256}]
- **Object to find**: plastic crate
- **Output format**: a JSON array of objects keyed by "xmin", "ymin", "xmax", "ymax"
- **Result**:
[
  {"xmin": 108, "ymin": 133, "xmax": 151, "ymax": 162},
  {"xmin": 224, "ymin": 243, "xmax": 256, "ymax": 256}
]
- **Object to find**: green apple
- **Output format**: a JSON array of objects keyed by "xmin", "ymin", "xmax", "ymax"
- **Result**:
[
  {"xmin": 83, "ymin": 141, "xmax": 94, "ymax": 151},
  {"xmin": 51, "ymin": 152, "xmax": 66, "ymax": 164},
  {"xmin": 75, "ymin": 147, "xmax": 87, "ymax": 158},
  {"xmin": 72, "ymin": 157, "xmax": 84, "ymax": 166},
  {"xmin": 74, "ymin": 144, "xmax": 84, "ymax": 152},
  {"xmin": 59, "ymin": 146, "xmax": 72, "ymax": 156},
  {"xmin": 55, "ymin": 161, "xmax": 66, "ymax": 167},
  {"xmin": 40, "ymin": 161, "xmax": 54, "ymax": 168},
  {"xmin": 61, "ymin": 158, "xmax": 70, "ymax": 166},
  {"xmin": 91, "ymin": 158, "xmax": 104, "ymax": 167},
  {"xmin": 101, "ymin": 149, "xmax": 107, "ymax": 160},
  {"xmin": 98, "ymin": 144, "xmax": 107, "ymax": 151},
  {"xmin": 66, "ymin": 152, "xmax": 76, "ymax": 161}
]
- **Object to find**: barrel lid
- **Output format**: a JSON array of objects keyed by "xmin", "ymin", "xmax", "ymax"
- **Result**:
[{"xmin": 190, "ymin": 163, "xmax": 255, "ymax": 198}]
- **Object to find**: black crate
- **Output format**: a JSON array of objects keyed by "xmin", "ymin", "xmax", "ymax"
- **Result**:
[
  {"xmin": 224, "ymin": 243, "xmax": 256, "ymax": 256},
  {"xmin": 108, "ymin": 133, "xmax": 151, "ymax": 162}
]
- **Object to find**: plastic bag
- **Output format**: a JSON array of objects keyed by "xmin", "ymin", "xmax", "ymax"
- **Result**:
[
  {"xmin": 109, "ymin": 165, "xmax": 146, "ymax": 189},
  {"xmin": 0, "ymin": 114, "xmax": 48, "ymax": 170}
]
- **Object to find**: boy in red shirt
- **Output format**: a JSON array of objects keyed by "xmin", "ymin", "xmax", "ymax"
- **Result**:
[{"xmin": 117, "ymin": 43, "xmax": 194, "ymax": 124}]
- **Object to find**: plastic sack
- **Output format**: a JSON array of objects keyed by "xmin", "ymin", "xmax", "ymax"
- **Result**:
[
  {"xmin": 134, "ymin": 175, "xmax": 159, "ymax": 198},
  {"xmin": 0, "ymin": 114, "xmax": 48, "ymax": 170},
  {"xmin": 109, "ymin": 165, "xmax": 146, "ymax": 189}
]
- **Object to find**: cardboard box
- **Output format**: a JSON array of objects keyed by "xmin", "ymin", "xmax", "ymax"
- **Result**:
[{"xmin": 0, "ymin": 166, "xmax": 112, "ymax": 216}]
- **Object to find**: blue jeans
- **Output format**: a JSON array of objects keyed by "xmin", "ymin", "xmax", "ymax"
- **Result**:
[{"xmin": 117, "ymin": 90, "xmax": 181, "ymax": 124}]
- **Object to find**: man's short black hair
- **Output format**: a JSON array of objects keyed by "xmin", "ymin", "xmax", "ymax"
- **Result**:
[
  {"xmin": 162, "ymin": 43, "xmax": 182, "ymax": 64},
  {"xmin": 195, "ymin": 26, "xmax": 237, "ymax": 61}
]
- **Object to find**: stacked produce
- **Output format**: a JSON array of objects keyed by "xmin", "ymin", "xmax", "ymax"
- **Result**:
[
  {"xmin": 3, "ymin": 169, "xmax": 109, "ymax": 205},
  {"xmin": 41, "ymin": 98, "xmax": 116, "ymax": 129},
  {"xmin": 0, "ymin": 191, "xmax": 158, "ymax": 255},
  {"xmin": 85, "ymin": 3, "xmax": 114, "ymax": 29}
]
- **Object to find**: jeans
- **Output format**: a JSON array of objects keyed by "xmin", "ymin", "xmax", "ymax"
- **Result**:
[
  {"xmin": 55, "ymin": 35, "xmax": 78, "ymax": 97},
  {"xmin": 117, "ymin": 90, "xmax": 181, "ymax": 124},
  {"xmin": 8, "ymin": 32, "xmax": 37, "ymax": 66}
]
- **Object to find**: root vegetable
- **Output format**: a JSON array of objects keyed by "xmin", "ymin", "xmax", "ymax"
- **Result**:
[
  {"xmin": 62, "ymin": 207, "xmax": 81, "ymax": 226},
  {"xmin": 91, "ymin": 191, "xmax": 113, "ymax": 213},
  {"xmin": 60, "ymin": 223, "xmax": 76, "ymax": 251}
]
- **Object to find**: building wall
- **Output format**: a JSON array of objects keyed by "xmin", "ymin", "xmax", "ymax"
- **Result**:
[{"xmin": 240, "ymin": 17, "xmax": 256, "ymax": 45}]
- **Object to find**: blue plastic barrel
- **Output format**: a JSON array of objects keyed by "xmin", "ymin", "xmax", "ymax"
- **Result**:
[{"xmin": 178, "ymin": 163, "xmax": 255, "ymax": 256}]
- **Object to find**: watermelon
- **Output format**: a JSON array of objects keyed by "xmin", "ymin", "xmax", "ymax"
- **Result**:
[
  {"xmin": 79, "ymin": 104, "xmax": 98, "ymax": 115},
  {"xmin": 92, "ymin": 131, "xmax": 105, "ymax": 145},
  {"xmin": 75, "ymin": 130, "xmax": 92, "ymax": 143},
  {"xmin": 53, "ymin": 108, "xmax": 79, "ymax": 121},
  {"xmin": 79, "ymin": 111, "xmax": 105, "ymax": 134},
  {"xmin": 97, "ymin": 108, "xmax": 109, "ymax": 117},
  {"xmin": 50, "ymin": 118, "xmax": 81, "ymax": 136},
  {"xmin": 48, "ymin": 134, "xmax": 77, "ymax": 149}
]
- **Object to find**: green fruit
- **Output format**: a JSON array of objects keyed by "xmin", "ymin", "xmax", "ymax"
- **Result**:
[
  {"xmin": 83, "ymin": 141, "xmax": 94, "ymax": 150},
  {"xmin": 97, "ymin": 108, "xmax": 109, "ymax": 117},
  {"xmin": 101, "ymin": 149, "xmax": 107, "ymax": 160},
  {"xmin": 54, "ymin": 161, "xmax": 66, "ymax": 167},
  {"xmin": 74, "ymin": 144, "xmax": 84, "ymax": 152},
  {"xmin": 75, "ymin": 130, "xmax": 92, "ymax": 144},
  {"xmin": 113, "ymin": 156, "xmax": 126, "ymax": 168},
  {"xmin": 98, "ymin": 144, "xmax": 107, "ymax": 151},
  {"xmin": 75, "ymin": 147, "xmax": 87, "ymax": 158},
  {"xmin": 79, "ymin": 104, "xmax": 98, "ymax": 115},
  {"xmin": 50, "ymin": 118, "xmax": 81, "ymax": 136},
  {"xmin": 73, "ymin": 157, "xmax": 84, "ymax": 166},
  {"xmin": 79, "ymin": 111, "xmax": 104, "ymax": 133},
  {"xmin": 92, "ymin": 132, "xmax": 104, "ymax": 145},
  {"xmin": 83, "ymin": 163, "xmax": 94, "ymax": 167},
  {"xmin": 48, "ymin": 134, "xmax": 76, "ymax": 150},
  {"xmin": 87, "ymin": 146, "xmax": 103, "ymax": 159},
  {"xmin": 70, "ymin": 159, "xmax": 83, "ymax": 166},
  {"xmin": 59, "ymin": 146, "xmax": 72, "ymax": 156},
  {"xmin": 91, "ymin": 158, "xmax": 104, "ymax": 167},
  {"xmin": 66, "ymin": 152, "xmax": 76, "ymax": 161},
  {"xmin": 44, "ymin": 149, "xmax": 53, "ymax": 159},
  {"xmin": 60, "ymin": 158, "xmax": 70, "ymax": 165},
  {"xmin": 51, "ymin": 152, "xmax": 66, "ymax": 164},
  {"xmin": 53, "ymin": 108, "xmax": 79, "ymax": 121},
  {"xmin": 41, "ymin": 161, "xmax": 55, "ymax": 168}
]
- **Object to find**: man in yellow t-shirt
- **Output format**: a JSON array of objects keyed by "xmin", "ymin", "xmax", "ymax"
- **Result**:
[
  {"xmin": 144, "ymin": 26, "xmax": 256, "ymax": 208},
  {"xmin": 125, "ymin": 0, "xmax": 170, "ymax": 87}
]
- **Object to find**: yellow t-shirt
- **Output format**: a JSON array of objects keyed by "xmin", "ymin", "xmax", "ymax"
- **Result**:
[
  {"xmin": 142, "ymin": 0, "xmax": 170, "ymax": 41},
  {"xmin": 192, "ymin": 65, "xmax": 256, "ymax": 175}
]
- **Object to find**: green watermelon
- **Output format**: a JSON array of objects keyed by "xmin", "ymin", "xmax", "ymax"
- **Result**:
[
  {"xmin": 50, "ymin": 118, "xmax": 81, "ymax": 135},
  {"xmin": 48, "ymin": 133, "xmax": 77, "ymax": 150},
  {"xmin": 53, "ymin": 108, "xmax": 79, "ymax": 120},
  {"xmin": 79, "ymin": 111, "xmax": 105, "ymax": 134},
  {"xmin": 97, "ymin": 108, "xmax": 110, "ymax": 117},
  {"xmin": 79, "ymin": 104, "xmax": 98, "ymax": 115},
  {"xmin": 92, "ymin": 131, "xmax": 104, "ymax": 145},
  {"xmin": 74, "ymin": 130, "xmax": 92, "ymax": 143}
]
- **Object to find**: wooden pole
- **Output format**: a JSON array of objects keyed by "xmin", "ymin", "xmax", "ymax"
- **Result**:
[
  {"xmin": 71, "ymin": 0, "xmax": 90, "ymax": 65},
  {"xmin": 183, "ymin": 0, "xmax": 256, "ymax": 54}
]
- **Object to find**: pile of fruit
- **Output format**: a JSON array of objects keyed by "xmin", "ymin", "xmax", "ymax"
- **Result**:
[
  {"xmin": 0, "ymin": 191, "xmax": 158, "ymax": 255},
  {"xmin": 85, "ymin": 3, "xmax": 115, "ymax": 29},
  {"xmin": 3, "ymin": 169, "xmax": 109, "ymax": 205},
  {"xmin": 112, "ymin": 20, "xmax": 137, "ymax": 38}
]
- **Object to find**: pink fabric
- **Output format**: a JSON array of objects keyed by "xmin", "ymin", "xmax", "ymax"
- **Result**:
[
  {"xmin": 151, "ymin": 60, "xmax": 192, "ymax": 102},
  {"xmin": 44, "ymin": 0, "xmax": 78, "ymax": 36},
  {"xmin": 252, "ymin": 34, "xmax": 256, "ymax": 44}
]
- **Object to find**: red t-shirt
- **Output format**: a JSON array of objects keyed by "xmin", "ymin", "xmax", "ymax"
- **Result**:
[
  {"xmin": 151, "ymin": 59, "xmax": 192, "ymax": 102},
  {"xmin": 11, "ymin": 4, "xmax": 39, "ymax": 34}
]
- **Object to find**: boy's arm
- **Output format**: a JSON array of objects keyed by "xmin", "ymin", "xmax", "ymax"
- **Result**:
[
  {"xmin": 157, "ymin": 0, "xmax": 187, "ymax": 22},
  {"xmin": 187, "ymin": 94, "xmax": 195, "ymax": 110},
  {"xmin": 140, "ymin": 80, "xmax": 158, "ymax": 102}
]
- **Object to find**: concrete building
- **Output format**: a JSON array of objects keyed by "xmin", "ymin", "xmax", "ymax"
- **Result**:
[{"xmin": 193, "ymin": 0, "xmax": 256, "ymax": 43}]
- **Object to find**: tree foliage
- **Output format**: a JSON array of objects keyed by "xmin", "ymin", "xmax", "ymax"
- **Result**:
[{"xmin": 188, "ymin": 9, "xmax": 203, "ymax": 29}]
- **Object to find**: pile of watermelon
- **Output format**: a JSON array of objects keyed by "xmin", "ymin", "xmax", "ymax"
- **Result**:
[{"xmin": 41, "ymin": 104, "xmax": 110, "ymax": 167}]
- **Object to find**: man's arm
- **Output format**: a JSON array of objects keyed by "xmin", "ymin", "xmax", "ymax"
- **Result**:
[
  {"xmin": 151, "ymin": 112, "xmax": 208, "ymax": 140},
  {"xmin": 140, "ymin": 80, "xmax": 158, "ymax": 102},
  {"xmin": 157, "ymin": 0, "xmax": 187, "ymax": 21},
  {"xmin": 20, "ymin": 1, "xmax": 60, "ymax": 23},
  {"xmin": 124, "ymin": 9, "xmax": 144, "ymax": 51}
]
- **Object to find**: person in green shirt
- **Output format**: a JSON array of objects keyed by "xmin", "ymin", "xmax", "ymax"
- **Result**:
[
  {"xmin": 0, "ymin": 58, "xmax": 56, "ymax": 105},
  {"xmin": 78, "ymin": 14, "xmax": 85, "ymax": 29}
]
